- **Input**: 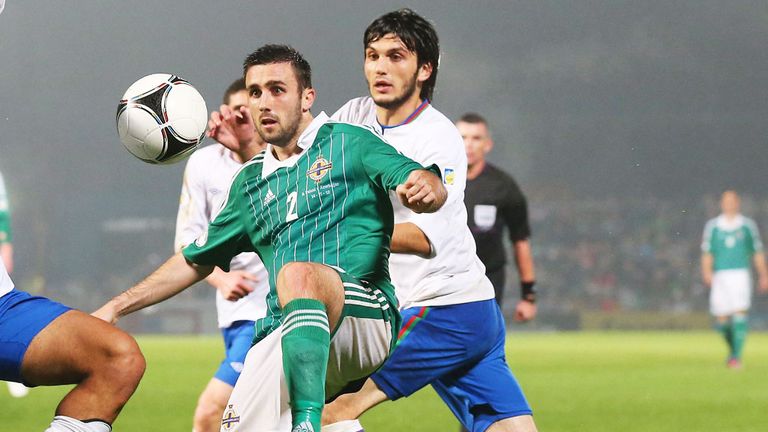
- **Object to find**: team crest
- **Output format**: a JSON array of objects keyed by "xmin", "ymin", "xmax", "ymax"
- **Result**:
[
  {"xmin": 443, "ymin": 168, "xmax": 455, "ymax": 185},
  {"xmin": 307, "ymin": 155, "xmax": 333, "ymax": 182},
  {"xmin": 221, "ymin": 404, "xmax": 241, "ymax": 431}
]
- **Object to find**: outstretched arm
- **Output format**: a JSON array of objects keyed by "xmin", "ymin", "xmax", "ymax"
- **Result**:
[
  {"xmin": 395, "ymin": 169, "xmax": 447, "ymax": 214},
  {"xmin": 93, "ymin": 252, "xmax": 214, "ymax": 323}
]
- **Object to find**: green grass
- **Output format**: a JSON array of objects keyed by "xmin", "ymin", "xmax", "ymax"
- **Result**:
[{"xmin": 2, "ymin": 332, "xmax": 767, "ymax": 431}]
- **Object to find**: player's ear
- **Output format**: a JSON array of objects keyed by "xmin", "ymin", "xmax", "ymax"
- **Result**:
[
  {"xmin": 301, "ymin": 87, "xmax": 316, "ymax": 113},
  {"xmin": 484, "ymin": 137, "xmax": 494, "ymax": 154},
  {"xmin": 417, "ymin": 62, "xmax": 433, "ymax": 84}
]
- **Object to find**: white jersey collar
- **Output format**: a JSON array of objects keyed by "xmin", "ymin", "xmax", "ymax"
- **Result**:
[
  {"xmin": 262, "ymin": 112, "xmax": 329, "ymax": 178},
  {"xmin": 716, "ymin": 214, "xmax": 744, "ymax": 230}
]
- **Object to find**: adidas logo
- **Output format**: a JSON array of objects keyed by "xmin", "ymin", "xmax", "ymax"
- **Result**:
[
  {"xmin": 292, "ymin": 421, "xmax": 315, "ymax": 432},
  {"xmin": 263, "ymin": 188, "xmax": 276, "ymax": 205}
]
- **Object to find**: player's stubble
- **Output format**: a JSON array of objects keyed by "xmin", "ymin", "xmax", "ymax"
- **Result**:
[{"xmin": 370, "ymin": 69, "xmax": 419, "ymax": 111}]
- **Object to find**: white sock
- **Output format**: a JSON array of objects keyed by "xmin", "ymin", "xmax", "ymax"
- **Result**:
[
  {"xmin": 45, "ymin": 416, "xmax": 111, "ymax": 432},
  {"xmin": 321, "ymin": 420, "xmax": 364, "ymax": 432}
]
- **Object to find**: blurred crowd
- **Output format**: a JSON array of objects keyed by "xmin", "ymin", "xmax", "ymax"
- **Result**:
[
  {"xmin": 531, "ymin": 193, "xmax": 768, "ymax": 316},
  {"xmin": 15, "ymin": 190, "xmax": 768, "ymax": 331}
]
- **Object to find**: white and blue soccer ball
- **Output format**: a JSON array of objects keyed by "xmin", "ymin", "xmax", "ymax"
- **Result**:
[{"xmin": 116, "ymin": 73, "xmax": 208, "ymax": 164}]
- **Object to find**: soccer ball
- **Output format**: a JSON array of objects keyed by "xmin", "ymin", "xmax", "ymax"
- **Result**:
[{"xmin": 116, "ymin": 74, "xmax": 208, "ymax": 164}]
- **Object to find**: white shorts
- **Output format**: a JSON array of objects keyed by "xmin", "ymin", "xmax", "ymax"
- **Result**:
[
  {"xmin": 710, "ymin": 269, "xmax": 752, "ymax": 316},
  {"xmin": 220, "ymin": 316, "xmax": 393, "ymax": 432}
]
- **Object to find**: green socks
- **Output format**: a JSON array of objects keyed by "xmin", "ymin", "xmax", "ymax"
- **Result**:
[
  {"xmin": 716, "ymin": 320, "xmax": 734, "ymax": 354},
  {"xmin": 717, "ymin": 315, "xmax": 749, "ymax": 361},
  {"xmin": 281, "ymin": 298, "xmax": 331, "ymax": 432},
  {"xmin": 730, "ymin": 315, "xmax": 748, "ymax": 360}
]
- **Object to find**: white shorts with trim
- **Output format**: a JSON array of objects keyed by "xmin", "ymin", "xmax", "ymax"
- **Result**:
[
  {"xmin": 220, "ymin": 316, "xmax": 392, "ymax": 432},
  {"xmin": 710, "ymin": 269, "xmax": 752, "ymax": 316}
]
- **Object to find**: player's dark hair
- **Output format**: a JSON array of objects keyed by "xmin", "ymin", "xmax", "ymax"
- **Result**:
[
  {"xmin": 223, "ymin": 78, "xmax": 246, "ymax": 105},
  {"xmin": 365, "ymin": 8, "xmax": 440, "ymax": 101},
  {"xmin": 242, "ymin": 44, "xmax": 312, "ymax": 90},
  {"xmin": 458, "ymin": 112, "xmax": 488, "ymax": 126}
]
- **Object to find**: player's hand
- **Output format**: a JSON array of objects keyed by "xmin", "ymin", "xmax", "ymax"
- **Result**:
[
  {"xmin": 92, "ymin": 303, "xmax": 119, "ymax": 324},
  {"xmin": 514, "ymin": 300, "xmax": 537, "ymax": 322},
  {"xmin": 396, "ymin": 170, "xmax": 447, "ymax": 214},
  {"xmin": 702, "ymin": 272, "xmax": 712, "ymax": 288},
  {"xmin": 209, "ymin": 270, "xmax": 259, "ymax": 301},
  {"xmin": 206, "ymin": 105, "xmax": 256, "ymax": 150}
]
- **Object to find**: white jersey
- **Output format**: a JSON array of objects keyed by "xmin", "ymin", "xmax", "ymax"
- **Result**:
[
  {"xmin": 333, "ymin": 97, "xmax": 494, "ymax": 308},
  {"xmin": 0, "ymin": 256, "xmax": 12, "ymax": 297},
  {"xmin": 176, "ymin": 144, "xmax": 268, "ymax": 328}
]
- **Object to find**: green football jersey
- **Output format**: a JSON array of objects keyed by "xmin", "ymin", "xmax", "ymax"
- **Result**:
[
  {"xmin": 0, "ymin": 170, "xmax": 11, "ymax": 244},
  {"xmin": 701, "ymin": 215, "xmax": 763, "ymax": 271},
  {"xmin": 183, "ymin": 113, "xmax": 437, "ymax": 342}
]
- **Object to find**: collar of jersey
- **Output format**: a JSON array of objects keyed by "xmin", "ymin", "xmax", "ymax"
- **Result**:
[
  {"xmin": 716, "ymin": 214, "xmax": 744, "ymax": 230},
  {"xmin": 378, "ymin": 99, "xmax": 429, "ymax": 130},
  {"xmin": 262, "ymin": 112, "xmax": 329, "ymax": 178}
]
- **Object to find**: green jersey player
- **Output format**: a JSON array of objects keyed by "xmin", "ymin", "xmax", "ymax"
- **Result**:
[
  {"xmin": 94, "ymin": 44, "xmax": 446, "ymax": 432},
  {"xmin": 701, "ymin": 190, "xmax": 768, "ymax": 368}
]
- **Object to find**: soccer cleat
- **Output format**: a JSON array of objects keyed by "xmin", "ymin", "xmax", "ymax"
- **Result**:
[{"xmin": 727, "ymin": 357, "xmax": 742, "ymax": 369}]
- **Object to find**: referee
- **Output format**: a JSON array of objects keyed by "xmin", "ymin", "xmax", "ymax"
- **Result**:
[{"xmin": 457, "ymin": 113, "xmax": 537, "ymax": 319}]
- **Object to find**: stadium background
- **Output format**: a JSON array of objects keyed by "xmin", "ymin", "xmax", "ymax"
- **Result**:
[
  {"xmin": 4, "ymin": 0, "xmax": 768, "ymax": 332},
  {"xmin": 3, "ymin": 1, "xmax": 768, "ymax": 430}
]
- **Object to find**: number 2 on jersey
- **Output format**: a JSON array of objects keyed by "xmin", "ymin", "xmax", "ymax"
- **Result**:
[{"xmin": 286, "ymin": 191, "xmax": 299, "ymax": 222}]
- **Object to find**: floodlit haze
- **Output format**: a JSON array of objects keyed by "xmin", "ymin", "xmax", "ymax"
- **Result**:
[{"xmin": 2, "ymin": 1, "xmax": 768, "ymax": 313}]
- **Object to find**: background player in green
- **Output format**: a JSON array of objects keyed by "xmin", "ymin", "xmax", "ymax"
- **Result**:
[
  {"xmin": 94, "ymin": 44, "xmax": 446, "ymax": 432},
  {"xmin": 701, "ymin": 190, "xmax": 768, "ymax": 368}
]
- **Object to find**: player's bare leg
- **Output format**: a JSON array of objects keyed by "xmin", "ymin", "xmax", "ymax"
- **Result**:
[
  {"xmin": 277, "ymin": 262, "xmax": 345, "ymax": 432},
  {"xmin": 322, "ymin": 378, "xmax": 388, "ymax": 428},
  {"xmin": 486, "ymin": 416, "xmax": 538, "ymax": 432},
  {"xmin": 21, "ymin": 310, "xmax": 145, "ymax": 430},
  {"xmin": 193, "ymin": 378, "xmax": 233, "ymax": 432}
]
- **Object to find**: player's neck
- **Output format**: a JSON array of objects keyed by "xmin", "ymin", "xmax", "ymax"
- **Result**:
[
  {"xmin": 467, "ymin": 159, "xmax": 487, "ymax": 180},
  {"xmin": 375, "ymin": 93, "xmax": 425, "ymax": 126},
  {"xmin": 271, "ymin": 114, "xmax": 314, "ymax": 160}
]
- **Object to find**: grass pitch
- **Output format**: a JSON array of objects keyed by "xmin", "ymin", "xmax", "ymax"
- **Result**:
[{"xmin": 2, "ymin": 331, "xmax": 766, "ymax": 431}]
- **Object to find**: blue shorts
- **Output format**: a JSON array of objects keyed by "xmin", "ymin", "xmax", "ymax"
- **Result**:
[
  {"xmin": 371, "ymin": 299, "xmax": 531, "ymax": 432},
  {"xmin": 0, "ymin": 289, "xmax": 72, "ymax": 384},
  {"xmin": 214, "ymin": 320, "xmax": 256, "ymax": 386}
]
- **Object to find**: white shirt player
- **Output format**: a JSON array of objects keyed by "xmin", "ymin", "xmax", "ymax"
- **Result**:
[
  {"xmin": 176, "ymin": 144, "xmax": 268, "ymax": 328},
  {"xmin": 0, "ymin": 256, "xmax": 12, "ymax": 298},
  {"xmin": 333, "ymin": 97, "xmax": 495, "ymax": 309}
]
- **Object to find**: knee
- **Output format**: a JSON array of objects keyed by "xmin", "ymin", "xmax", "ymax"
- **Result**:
[
  {"xmin": 194, "ymin": 400, "xmax": 224, "ymax": 427},
  {"xmin": 278, "ymin": 262, "xmax": 316, "ymax": 284},
  {"xmin": 277, "ymin": 262, "xmax": 321, "ymax": 297},
  {"xmin": 104, "ymin": 332, "xmax": 146, "ymax": 387}
]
